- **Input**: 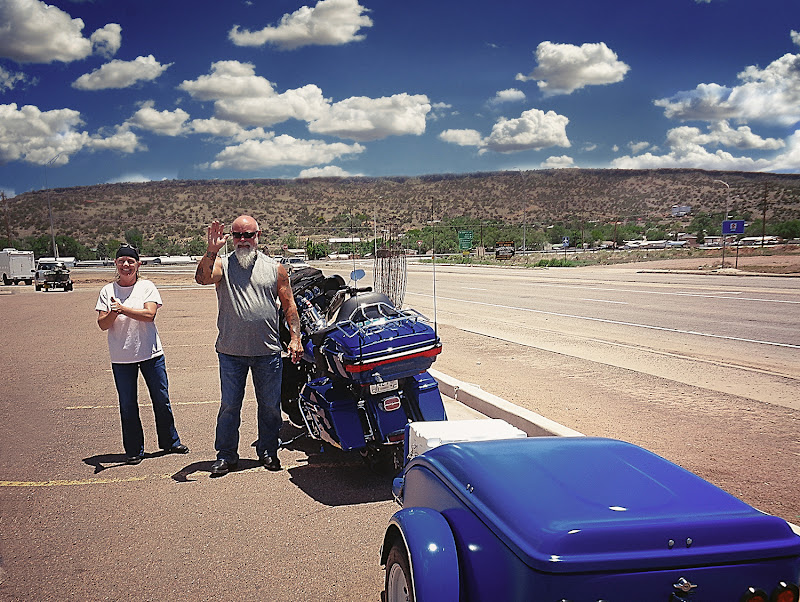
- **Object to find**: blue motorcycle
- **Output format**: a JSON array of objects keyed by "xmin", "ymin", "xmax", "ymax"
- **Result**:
[{"xmin": 280, "ymin": 267, "xmax": 446, "ymax": 471}]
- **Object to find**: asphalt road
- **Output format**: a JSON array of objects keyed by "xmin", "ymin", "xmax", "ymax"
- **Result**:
[{"xmin": 1, "ymin": 261, "xmax": 798, "ymax": 600}]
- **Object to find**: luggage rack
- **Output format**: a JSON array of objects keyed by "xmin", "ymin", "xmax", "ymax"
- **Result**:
[{"xmin": 334, "ymin": 301, "xmax": 431, "ymax": 339}]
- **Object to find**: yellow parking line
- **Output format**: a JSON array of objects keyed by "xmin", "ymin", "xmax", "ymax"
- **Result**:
[
  {"xmin": 0, "ymin": 475, "xmax": 154, "ymax": 487},
  {"xmin": 0, "ymin": 461, "xmax": 361, "ymax": 487}
]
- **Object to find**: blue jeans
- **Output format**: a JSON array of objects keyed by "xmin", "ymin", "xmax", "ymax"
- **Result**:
[
  {"xmin": 111, "ymin": 354, "xmax": 182, "ymax": 457},
  {"xmin": 215, "ymin": 352, "xmax": 283, "ymax": 463}
]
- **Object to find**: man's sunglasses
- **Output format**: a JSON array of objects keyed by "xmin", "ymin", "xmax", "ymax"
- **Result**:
[{"xmin": 231, "ymin": 231, "xmax": 258, "ymax": 239}]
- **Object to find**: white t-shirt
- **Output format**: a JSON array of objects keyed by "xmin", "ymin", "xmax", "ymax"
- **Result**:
[{"xmin": 96, "ymin": 279, "xmax": 164, "ymax": 364}]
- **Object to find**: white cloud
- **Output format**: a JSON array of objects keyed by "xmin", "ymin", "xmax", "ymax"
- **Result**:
[
  {"xmin": 628, "ymin": 141, "xmax": 651, "ymax": 154},
  {"xmin": 0, "ymin": 65, "xmax": 27, "ymax": 91},
  {"xmin": 0, "ymin": 0, "xmax": 117, "ymax": 63},
  {"xmin": 541, "ymin": 155, "xmax": 576, "ymax": 169},
  {"xmin": 298, "ymin": 165, "xmax": 361, "ymax": 178},
  {"xmin": 179, "ymin": 61, "xmax": 328, "ymax": 127},
  {"xmin": 0, "ymin": 102, "xmax": 139, "ymax": 165},
  {"xmin": 72, "ymin": 55, "xmax": 172, "ymax": 90},
  {"xmin": 229, "ymin": 0, "xmax": 372, "ymax": 50},
  {"xmin": 189, "ymin": 117, "xmax": 272, "ymax": 142},
  {"xmin": 483, "ymin": 109, "xmax": 570, "ymax": 153},
  {"xmin": 489, "ymin": 88, "xmax": 526, "ymax": 105},
  {"xmin": 90, "ymin": 23, "xmax": 121, "ymax": 58},
  {"xmin": 181, "ymin": 61, "xmax": 430, "ymax": 141},
  {"xmin": 126, "ymin": 101, "xmax": 190, "ymax": 136},
  {"xmin": 438, "ymin": 129, "xmax": 483, "ymax": 147},
  {"xmin": 440, "ymin": 108, "xmax": 570, "ymax": 154},
  {"xmin": 612, "ymin": 123, "xmax": 797, "ymax": 172},
  {"xmin": 206, "ymin": 135, "xmax": 365, "ymax": 170},
  {"xmin": 655, "ymin": 34, "xmax": 800, "ymax": 126},
  {"xmin": 308, "ymin": 93, "xmax": 431, "ymax": 141},
  {"xmin": 179, "ymin": 61, "xmax": 275, "ymax": 100},
  {"xmin": 516, "ymin": 41, "xmax": 630, "ymax": 96}
]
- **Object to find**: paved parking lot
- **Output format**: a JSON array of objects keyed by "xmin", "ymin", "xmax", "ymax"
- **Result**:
[{"xmin": 0, "ymin": 279, "xmax": 481, "ymax": 601}]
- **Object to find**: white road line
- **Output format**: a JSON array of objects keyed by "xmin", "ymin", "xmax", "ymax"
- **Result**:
[
  {"xmin": 407, "ymin": 292, "xmax": 800, "ymax": 349},
  {"xmin": 529, "ymin": 282, "xmax": 799, "ymax": 304},
  {"xmin": 581, "ymin": 298, "xmax": 628, "ymax": 304}
]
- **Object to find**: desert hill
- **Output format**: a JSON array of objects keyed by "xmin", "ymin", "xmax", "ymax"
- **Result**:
[{"xmin": 6, "ymin": 168, "xmax": 800, "ymax": 248}]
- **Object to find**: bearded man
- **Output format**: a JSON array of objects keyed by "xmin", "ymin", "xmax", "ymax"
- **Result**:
[{"xmin": 195, "ymin": 216, "xmax": 303, "ymax": 476}]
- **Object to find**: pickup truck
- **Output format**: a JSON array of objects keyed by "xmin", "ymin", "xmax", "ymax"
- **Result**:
[{"xmin": 34, "ymin": 260, "xmax": 73, "ymax": 292}]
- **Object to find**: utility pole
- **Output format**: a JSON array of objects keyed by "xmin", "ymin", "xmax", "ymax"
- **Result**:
[
  {"xmin": 761, "ymin": 183, "xmax": 768, "ymax": 246},
  {"xmin": 2, "ymin": 191, "xmax": 10, "ymax": 244}
]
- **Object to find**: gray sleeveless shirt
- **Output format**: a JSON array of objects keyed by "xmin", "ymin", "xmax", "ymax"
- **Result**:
[{"xmin": 215, "ymin": 252, "xmax": 281, "ymax": 356}]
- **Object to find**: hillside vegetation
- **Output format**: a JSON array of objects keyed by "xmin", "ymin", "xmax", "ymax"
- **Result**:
[{"xmin": 5, "ymin": 168, "xmax": 800, "ymax": 253}]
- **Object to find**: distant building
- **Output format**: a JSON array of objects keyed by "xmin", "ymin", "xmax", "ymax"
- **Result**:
[{"xmin": 671, "ymin": 205, "xmax": 692, "ymax": 217}]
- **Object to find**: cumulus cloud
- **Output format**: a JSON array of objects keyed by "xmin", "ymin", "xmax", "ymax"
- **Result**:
[
  {"xmin": 179, "ymin": 61, "xmax": 329, "ymax": 127},
  {"xmin": 0, "ymin": 65, "xmax": 28, "ymax": 91},
  {"xmin": 206, "ymin": 135, "xmax": 364, "ymax": 170},
  {"xmin": 181, "ymin": 61, "xmax": 429, "ymax": 141},
  {"xmin": 440, "ymin": 108, "xmax": 570, "ymax": 154},
  {"xmin": 516, "ymin": 41, "xmax": 630, "ymax": 96},
  {"xmin": 0, "ymin": 102, "xmax": 139, "ymax": 165},
  {"xmin": 655, "ymin": 33, "xmax": 800, "ymax": 126},
  {"xmin": 72, "ymin": 55, "xmax": 172, "ymax": 90},
  {"xmin": 628, "ymin": 141, "xmax": 651, "ymax": 154},
  {"xmin": 298, "ymin": 165, "xmax": 361, "ymax": 178},
  {"xmin": 126, "ymin": 101, "xmax": 190, "ymax": 136},
  {"xmin": 489, "ymin": 88, "xmax": 526, "ymax": 105},
  {"xmin": 541, "ymin": 155, "xmax": 576, "ymax": 169},
  {"xmin": 0, "ymin": 0, "xmax": 118, "ymax": 63},
  {"xmin": 308, "ymin": 93, "xmax": 431, "ymax": 141},
  {"xmin": 90, "ymin": 23, "xmax": 122, "ymax": 58},
  {"xmin": 612, "ymin": 121, "xmax": 794, "ymax": 172},
  {"xmin": 229, "ymin": 0, "xmax": 372, "ymax": 50}
]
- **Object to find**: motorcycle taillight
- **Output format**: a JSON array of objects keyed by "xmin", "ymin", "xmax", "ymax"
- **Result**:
[{"xmin": 382, "ymin": 396, "xmax": 401, "ymax": 412}]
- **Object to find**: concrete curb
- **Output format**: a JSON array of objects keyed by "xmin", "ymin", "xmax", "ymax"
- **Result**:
[{"xmin": 429, "ymin": 368, "xmax": 584, "ymax": 438}]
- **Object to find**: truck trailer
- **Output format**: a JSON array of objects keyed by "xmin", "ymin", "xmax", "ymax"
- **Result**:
[{"xmin": 0, "ymin": 248, "xmax": 35, "ymax": 285}]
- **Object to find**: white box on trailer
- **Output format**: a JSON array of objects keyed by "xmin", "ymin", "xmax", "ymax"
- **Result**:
[{"xmin": 405, "ymin": 419, "xmax": 526, "ymax": 460}]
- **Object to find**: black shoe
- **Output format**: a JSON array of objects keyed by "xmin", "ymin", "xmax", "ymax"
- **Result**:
[
  {"xmin": 126, "ymin": 455, "xmax": 142, "ymax": 465},
  {"xmin": 260, "ymin": 454, "xmax": 282, "ymax": 471},
  {"xmin": 210, "ymin": 458, "xmax": 236, "ymax": 475},
  {"xmin": 166, "ymin": 444, "xmax": 190, "ymax": 454}
]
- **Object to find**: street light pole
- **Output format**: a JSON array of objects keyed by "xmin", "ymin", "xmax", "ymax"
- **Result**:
[
  {"xmin": 45, "ymin": 153, "xmax": 63, "ymax": 259},
  {"xmin": 713, "ymin": 180, "xmax": 730, "ymax": 268}
]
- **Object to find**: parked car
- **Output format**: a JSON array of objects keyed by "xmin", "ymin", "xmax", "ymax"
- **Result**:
[
  {"xmin": 381, "ymin": 430, "xmax": 800, "ymax": 602},
  {"xmin": 279, "ymin": 256, "xmax": 310, "ymax": 272}
]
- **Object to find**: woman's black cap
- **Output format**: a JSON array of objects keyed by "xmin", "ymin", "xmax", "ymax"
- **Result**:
[{"xmin": 116, "ymin": 245, "xmax": 139, "ymax": 261}]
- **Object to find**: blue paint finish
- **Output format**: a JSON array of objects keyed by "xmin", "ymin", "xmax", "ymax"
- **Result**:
[{"xmin": 385, "ymin": 508, "xmax": 460, "ymax": 602}]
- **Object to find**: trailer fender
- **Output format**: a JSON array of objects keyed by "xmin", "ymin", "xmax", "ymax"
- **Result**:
[{"xmin": 381, "ymin": 507, "xmax": 459, "ymax": 601}]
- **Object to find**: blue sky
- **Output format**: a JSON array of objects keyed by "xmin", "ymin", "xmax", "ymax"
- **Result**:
[{"xmin": 1, "ymin": 0, "xmax": 799, "ymax": 198}]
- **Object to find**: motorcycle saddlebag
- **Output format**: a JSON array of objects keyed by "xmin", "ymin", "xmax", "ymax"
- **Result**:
[
  {"xmin": 299, "ymin": 378, "xmax": 366, "ymax": 451},
  {"xmin": 321, "ymin": 319, "xmax": 441, "ymax": 385}
]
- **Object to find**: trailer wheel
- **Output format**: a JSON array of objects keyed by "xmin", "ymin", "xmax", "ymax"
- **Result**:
[
  {"xmin": 25, "ymin": 279, "xmax": 32, "ymax": 285},
  {"xmin": 2, "ymin": 275, "xmax": 8, "ymax": 285},
  {"xmin": 384, "ymin": 541, "xmax": 414, "ymax": 602}
]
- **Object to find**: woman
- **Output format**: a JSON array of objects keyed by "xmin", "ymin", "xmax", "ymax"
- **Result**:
[{"xmin": 96, "ymin": 245, "xmax": 188, "ymax": 464}]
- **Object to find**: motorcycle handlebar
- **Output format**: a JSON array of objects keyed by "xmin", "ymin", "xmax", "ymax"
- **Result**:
[{"xmin": 348, "ymin": 286, "xmax": 372, "ymax": 294}]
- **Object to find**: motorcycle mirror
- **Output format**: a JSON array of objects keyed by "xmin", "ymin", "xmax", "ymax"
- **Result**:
[{"xmin": 350, "ymin": 269, "xmax": 365, "ymax": 282}]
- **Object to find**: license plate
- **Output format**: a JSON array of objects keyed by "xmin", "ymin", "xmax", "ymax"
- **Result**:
[{"xmin": 370, "ymin": 380, "xmax": 398, "ymax": 395}]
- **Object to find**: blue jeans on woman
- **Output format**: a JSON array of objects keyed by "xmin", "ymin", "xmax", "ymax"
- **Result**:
[
  {"xmin": 215, "ymin": 352, "xmax": 283, "ymax": 463},
  {"xmin": 111, "ymin": 354, "xmax": 182, "ymax": 458}
]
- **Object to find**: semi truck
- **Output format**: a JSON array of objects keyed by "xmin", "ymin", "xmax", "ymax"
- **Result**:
[{"xmin": 0, "ymin": 248, "xmax": 35, "ymax": 285}]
